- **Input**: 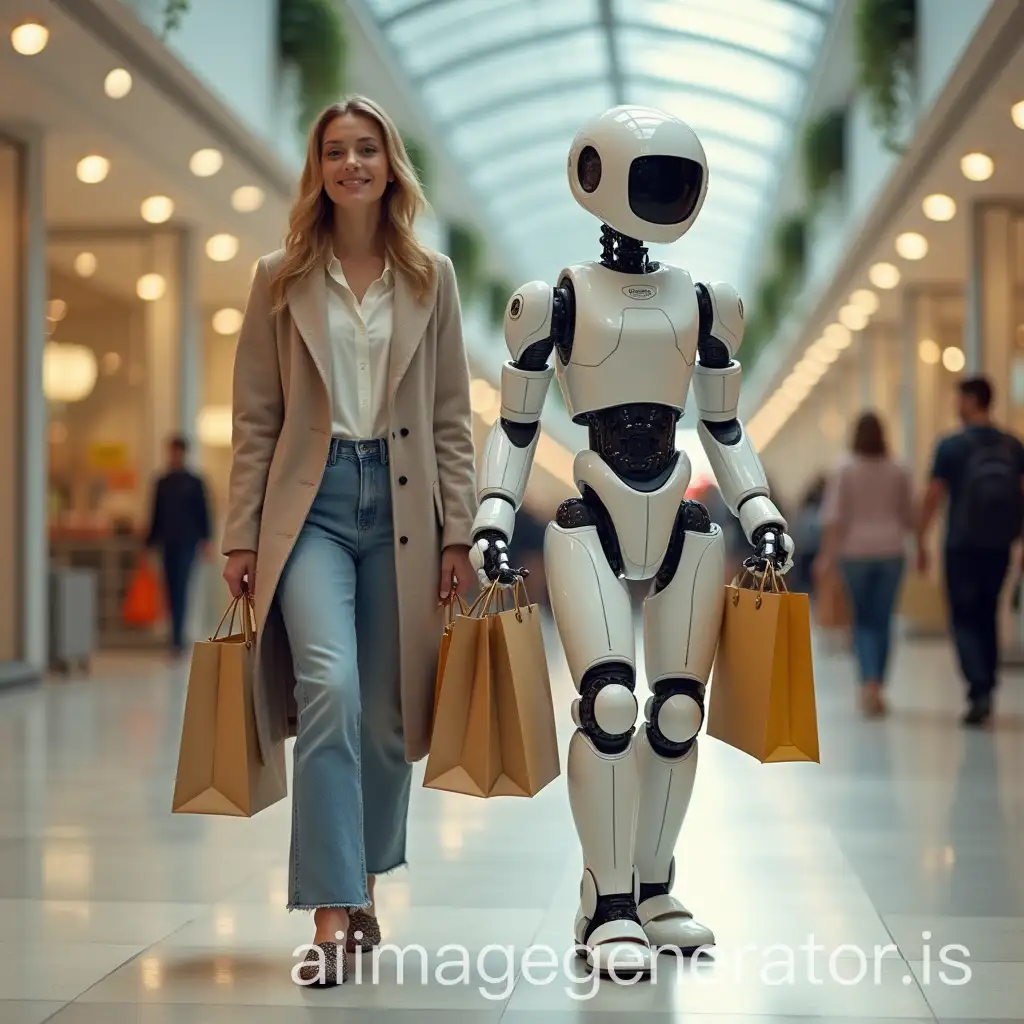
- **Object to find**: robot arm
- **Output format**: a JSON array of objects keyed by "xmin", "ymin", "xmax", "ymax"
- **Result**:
[
  {"xmin": 692, "ymin": 281, "xmax": 793, "ymax": 573},
  {"xmin": 469, "ymin": 281, "xmax": 562, "ymax": 584}
]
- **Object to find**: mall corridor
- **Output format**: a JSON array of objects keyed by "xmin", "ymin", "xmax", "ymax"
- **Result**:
[{"xmin": 0, "ymin": 616, "xmax": 1022, "ymax": 1022}]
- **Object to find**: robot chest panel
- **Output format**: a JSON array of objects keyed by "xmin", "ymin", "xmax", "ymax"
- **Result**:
[{"xmin": 558, "ymin": 266, "xmax": 699, "ymax": 415}]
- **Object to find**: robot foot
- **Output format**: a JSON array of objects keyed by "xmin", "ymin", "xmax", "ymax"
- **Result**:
[
  {"xmin": 573, "ymin": 871, "xmax": 653, "ymax": 978},
  {"xmin": 637, "ymin": 881, "xmax": 715, "ymax": 954}
]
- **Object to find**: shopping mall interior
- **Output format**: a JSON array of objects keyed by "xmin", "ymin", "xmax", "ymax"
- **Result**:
[{"xmin": 1, "ymin": 0, "xmax": 1023, "ymax": 1019}]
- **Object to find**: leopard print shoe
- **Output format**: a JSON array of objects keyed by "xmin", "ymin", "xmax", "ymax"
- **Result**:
[
  {"xmin": 346, "ymin": 908, "xmax": 381, "ymax": 952},
  {"xmin": 296, "ymin": 941, "xmax": 347, "ymax": 987}
]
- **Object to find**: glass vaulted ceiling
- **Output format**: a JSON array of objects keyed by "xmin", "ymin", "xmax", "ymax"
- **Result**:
[{"xmin": 363, "ymin": 0, "xmax": 835, "ymax": 294}]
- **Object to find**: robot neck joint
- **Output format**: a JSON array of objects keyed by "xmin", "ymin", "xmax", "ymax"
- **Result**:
[{"xmin": 599, "ymin": 225, "xmax": 652, "ymax": 274}]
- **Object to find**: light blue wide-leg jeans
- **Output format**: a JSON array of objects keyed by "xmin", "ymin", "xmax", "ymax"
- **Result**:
[{"xmin": 276, "ymin": 437, "xmax": 411, "ymax": 911}]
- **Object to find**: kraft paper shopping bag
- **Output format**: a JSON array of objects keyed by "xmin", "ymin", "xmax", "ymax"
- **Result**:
[
  {"xmin": 172, "ymin": 591, "xmax": 287, "ymax": 817},
  {"xmin": 706, "ymin": 566, "xmax": 820, "ymax": 764},
  {"xmin": 424, "ymin": 579, "xmax": 560, "ymax": 798}
]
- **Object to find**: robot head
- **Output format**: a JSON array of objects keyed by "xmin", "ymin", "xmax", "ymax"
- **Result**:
[{"xmin": 567, "ymin": 105, "xmax": 708, "ymax": 244}]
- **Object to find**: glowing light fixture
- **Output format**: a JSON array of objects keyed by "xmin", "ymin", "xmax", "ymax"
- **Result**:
[
  {"xmin": 961, "ymin": 152, "xmax": 994, "ymax": 181},
  {"xmin": 197, "ymin": 405, "xmax": 233, "ymax": 447},
  {"xmin": 11, "ymin": 22, "xmax": 48, "ymax": 55},
  {"xmin": 136, "ymin": 273, "xmax": 166, "ymax": 301},
  {"xmin": 74, "ymin": 252, "xmax": 97, "ymax": 277},
  {"xmin": 104, "ymin": 68, "xmax": 132, "ymax": 98},
  {"xmin": 76, "ymin": 156, "xmax": 110, "ymax": 184},
  {"xmin": 918, "ymin": 338, "xmax": 940, "ymax": 364},
  {"xmin": 869, "ymin": 262, "xmax": 901, "ymax": 289},
  {"xmin": 1014, "ymin": 101, "xmax": 1024, "ymax": 130},
  {"xmin": 896, "ymin": 231, "xmax": 929, "ymax": 260},
  {"xmin": 823, "ymin": 323, "xmax": 852, "ymax": 350},
  {"xmin": 140, "ymin": 195, "xmax": 174, "ymax": 224},
  {"xmin": 47, "ymin": 299, "xmax": 68, "ymax": 322},
  {"xmin": 212, "ymin": 308, "xmax": 244, "ymax": 335},
  {"xmin": 205, "ymin": 233, "xmax": 239, "ymax": 262},
  {"xmin": 922, "ymin": 194, "xmax": 956, "ymax": 221},
  {"xmin": 231, "ymin": 185, "xmax": 264, "ymax": 212},
  {"xmin": 189, "ymin": 148, "xmax": 223, "ymax": 177},
  {"xmin": 839, "ymin": 305, "xmax": 869, "ymax": 331},
  {"xmin": 850, "ymin": 289, "xmax": 879, "ymax": 314},
  {"xmin": 43, "ymin": 343, "xmax": 98, "ymax": 402},
  {"xmin": 942, "ymin": 346, "xmax": 966, "ymax": 372}
]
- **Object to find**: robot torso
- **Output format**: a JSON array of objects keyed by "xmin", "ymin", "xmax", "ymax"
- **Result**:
[{"xmin": 555, "ymin": 261, "xmax": 699, "ymax": 423}]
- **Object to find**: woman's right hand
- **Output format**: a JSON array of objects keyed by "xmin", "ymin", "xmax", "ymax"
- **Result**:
[{"xmin": 223, "ymin": 550, "xmax": 257, "ymax": 599}]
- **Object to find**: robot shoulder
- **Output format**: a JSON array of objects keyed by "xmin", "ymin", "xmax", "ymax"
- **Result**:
[
  {"xmin": 505, "ymin": 280, "xmax": 554, "ymax": 361},
  {"xmin": 697, "ymin": 280, "xmax": 745, "ymax": 358}
]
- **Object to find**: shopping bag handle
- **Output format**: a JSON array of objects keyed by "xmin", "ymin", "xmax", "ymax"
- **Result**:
[
  {"xmin": 462, "ymin": 573, "xmax": 533, "ymax": 622},
  {"xmin": 730, "ymin": 562, "xmax": 787, "ymax": 608},
  {"xmin": 211, "ymin": 583, "xmax": 257, "ymax": 647},
  {"xmin": 441, "ymin": 587, "xmax": 470, "ymax": 626}
]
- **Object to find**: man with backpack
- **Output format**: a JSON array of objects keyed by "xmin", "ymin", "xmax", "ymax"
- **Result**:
[{"xmin": 916, "ymin": 376, "xmax": 1024, "ymax": 726}]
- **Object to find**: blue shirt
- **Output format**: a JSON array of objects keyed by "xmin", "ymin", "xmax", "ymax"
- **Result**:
[{"xmin": 930, "ymin": 425, "xmax": 1024, "ymax": 548}]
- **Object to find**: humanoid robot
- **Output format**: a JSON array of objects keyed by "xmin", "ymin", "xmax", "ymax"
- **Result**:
[{"xmin": 468, "ymin": 106, "xmax": 795, "ymax": 976}]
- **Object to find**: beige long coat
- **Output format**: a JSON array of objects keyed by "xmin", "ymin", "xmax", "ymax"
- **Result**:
[{"xmin": 221, "ymin": 247, "xmax": 477, "ymax": 764}]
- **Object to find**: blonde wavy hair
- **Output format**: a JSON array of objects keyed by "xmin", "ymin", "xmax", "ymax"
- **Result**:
[{"xmin": 269, "ymin": 95, "xmax": 435, "ymax": 311}]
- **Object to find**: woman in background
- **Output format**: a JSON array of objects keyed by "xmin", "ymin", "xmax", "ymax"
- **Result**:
[{"xmin": 814, "ymin": 412, "xmax": 916, "ymax": 716}]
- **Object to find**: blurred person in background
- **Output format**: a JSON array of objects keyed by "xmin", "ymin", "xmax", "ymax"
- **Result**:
[
  {"xmin": 789, "ymin": 473, "xmax": 829, "ymax": 594},
  {"xmin": 917, "ymin": 376, "xmax": 1024, "ymax": 727},
  {"xmin": 814, "ymin": 412, "xmax": 915, "ymax": 717},
  {"xmin": 221, "ymin": 96, "xmax": 476, "ymax": 985},
  {"xmin": 145, "ymin": 434, "xmax": 212, "ymax": 655}
]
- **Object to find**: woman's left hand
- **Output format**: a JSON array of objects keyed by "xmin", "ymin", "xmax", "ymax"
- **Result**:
[{"xmin": 439, "ymin": 544, "xmax": 475, "ymax": 601}]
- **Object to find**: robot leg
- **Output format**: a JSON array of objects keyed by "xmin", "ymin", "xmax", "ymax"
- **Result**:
[
  {"xmin": 636, "ymin": 499, "xmax": 725, "ymax": 953},
  {"xmin": 544, "ymin": 498, "xmax": 652, "ymax": 976}
]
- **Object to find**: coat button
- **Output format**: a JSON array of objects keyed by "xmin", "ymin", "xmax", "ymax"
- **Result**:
[
  {"xmin": 400, "ymin": 428, "xmax": 409, "ymax": 436},
  {"xmin": 399, "ymin": 475, "xmax": 407, "ymax": 485},
  {"xmin": 400, "ymin": 535, "xmax": 408, "ymax": 544}
]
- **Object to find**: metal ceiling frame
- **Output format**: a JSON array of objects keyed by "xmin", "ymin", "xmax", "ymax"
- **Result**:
[
  {"xmin": 383, "ymin": 0, "xmax": 830, "ymax": 29},
  {"xmin": 434, "ymin": 72, "xmax": 793, "ymax": 130}
]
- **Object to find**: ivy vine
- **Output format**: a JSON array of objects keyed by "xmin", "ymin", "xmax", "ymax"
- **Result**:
[
  {"xmin": 161, "ymin": 0, "xmax": 189, "ymax": 38},
  {"xmin": 854, "ymin": 0, "xmax": 917, "ymax": 152},
  {"xmin": 278, "ymin": 0, "xmax": 347, "ymax": 133},
  {"xmin": 802, "ymin": 107, "xmax": 846, "ymax": 209},
  {"xmin": 401, "ymin": 135, "xmax": 430, "ymax": 192},
  {"xmin": 447, "ymin": 222, "xmax": 484, "ymax": 303}
]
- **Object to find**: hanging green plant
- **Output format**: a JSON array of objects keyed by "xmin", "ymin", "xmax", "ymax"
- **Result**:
[
  {"xmin": 774, "ymin": 214, "xmax": 807, "ymax": 290},
  {"xmin": 161, "ymin": 0, "xmax": 189, "ymax": 37},
  {"xmin": 278, "ymin": 0, "xmax": 347, "ymax": 134},
  {"xmin": 854, "ymin": 0, "xmax": 917, "ymax": 152},
  {"xmin": 803, "ymin": 107, "xmax": 846, "ymax": 206},
  {"xmin": 487, "ymin": 279, "xmax": 515, "ymax": 328},
  {"xmin": 401, "ymin": 135, "xmax": 430, "ymax": 192},
  {"xmin": 447, "ymin": 222, "xmax": 484, "ymax": 302}
]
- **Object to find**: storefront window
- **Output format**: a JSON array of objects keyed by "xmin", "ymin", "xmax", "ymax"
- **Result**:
[
  {"xmin": 0, "ymin": 138, "xmax": 23, "ymax": 664},
  {"xmin": 46, "ymin": 230, "xmax": 182, "ymax": 647}
]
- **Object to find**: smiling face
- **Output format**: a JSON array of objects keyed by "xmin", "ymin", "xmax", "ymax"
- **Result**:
[{"xmin": 320, "ymin": 112, "xmax": 391, "ymax": 210}]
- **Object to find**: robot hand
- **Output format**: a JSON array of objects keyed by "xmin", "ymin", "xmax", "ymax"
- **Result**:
[
  {"xmin": 469, "ymin": 529, "xmax": 530, "ymax": 589},
  {"xmin": 744, "ymin": 524, "xmax": 795, "ymax": 578}
]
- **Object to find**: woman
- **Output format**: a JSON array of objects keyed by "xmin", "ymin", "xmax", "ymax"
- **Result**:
[
  {"xmin": 220, "ymin": 95, "xmax": 477, "ymax": 986},
  {"xmin": 814, "ymin": 412, "xmax": 915, "ymax": 717}
]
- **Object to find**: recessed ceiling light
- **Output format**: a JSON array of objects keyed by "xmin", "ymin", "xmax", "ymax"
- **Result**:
[
  {"xmin": 823, "ymin": 323, "xmax": 852, "ymax": 349},
  {"xmin": 839, "ymin": 304, "xmax": 869, "ymax": 331},
  {"xmin": 960, "ymin": 152, "xmax": 994, "ymax": 181},
  {"xmin": 10, "ymin": 22, "xmax": 48, "ymax": 55},
  {"xmin": 1012, "ymin": 100, "xmax": 1024, "ymax": 130},
  {"xmin": 231, "ymin": 185, "xmax": 264, "ymax": 212},
  {"xmin": 922, "ymin": 193, "xmax": 956, "ymax": 221},
  {"xmin": 74, "ymin": 252, "xmax": 97, "ymax": 277},
  {"xmin": 76, "ymin": 155, "xmax": 110, "ymax": 184},
  {"xmin": 136, "ymin": 273, "xmax": 166, "ymax": 301},
  {"xmin": 869, "ymin": 262, "xmax": 901, "ymax": 289},
  {"xmin": 47, "ymin": 299, "xmax": 67, "ymax": 321},
  {"xmin": 918, "ymin": 338, "xmax": 940, "ymax": 364},
  {"xmin": 205, "ymin": 233, "xmax": 239, "ymax": 262},
  {"xmin": 896, "ymin": 231, "xmax": 929, "ymax": 260},
  {"xmin": 190, "ymin": 148, "xmax": 223, "ymax": 177},
  {"xmin": 850, "ymin": 288, "xmax": 879, "ymax": 314},
  {"xmin": 104, "ymin": 68, "xmax": 132, "ymax": 98},
  {"xmin": 212, "ymin": 308, "xmax": 244, "ymax": 334},
  {"xmin": 140, "ymin": 195, "xmax": 174, "ymax": 224},
  {"xmin": 942, "ymin": 346, "xmax": 966, "ymax": 372}
]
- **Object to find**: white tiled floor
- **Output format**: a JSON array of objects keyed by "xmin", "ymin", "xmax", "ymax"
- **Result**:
[{"xmin": 1, "ymin": 619, "xmax": 1022, "ymax": 1022}]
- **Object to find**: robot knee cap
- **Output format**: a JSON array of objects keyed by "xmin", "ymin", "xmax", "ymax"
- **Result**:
[
  {"xmin": 646, "ymin": 681, "xmax": 705, "ymax": 756},
  {"xmin": 592, "ymin": 682, "xmax": 638, "ymax": 737},
  {"xmin": 657, "ymin": 693, "xmax": 703, "ymax": 744},
  {"xmin": 579, "ymin": 665, "xmax": 637, "ymax": 753}
]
